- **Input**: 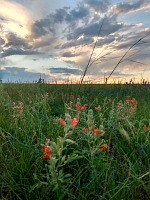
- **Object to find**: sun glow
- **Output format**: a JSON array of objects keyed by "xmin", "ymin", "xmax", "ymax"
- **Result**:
[{"xmin": 0, "ymin": 0, "xmax": 31, "ymax": 37}]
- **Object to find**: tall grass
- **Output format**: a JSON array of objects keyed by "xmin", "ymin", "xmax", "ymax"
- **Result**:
[{"xmin": 0, "ymin": 83, "xmax": 150, "ymax": 199}]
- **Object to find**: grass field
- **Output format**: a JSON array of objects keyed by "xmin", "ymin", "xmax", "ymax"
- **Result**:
[{"xmin": 0, "ymin": 83, "xmax": 150, "ymax": 200}]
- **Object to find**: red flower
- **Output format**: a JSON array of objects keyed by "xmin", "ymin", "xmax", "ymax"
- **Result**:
[
  {"xmin": 71, "ymin": 118, "xmax": 78, "ymax": 127},
  {"xmin": 75, "ymin": 103, "xmax": 88, "ymax": 111},
  {"xmin": 95, "ymin": 105, "xmax": 101, "ymax": 110},
  {"xmin": 42, "ymin": 142, "xmax": 51, "ymax": 159},
  {"xmin": 99, "ymin": 144, "xmax": 108, "ymax": 151},
  {"xmin": 59, "ymin": 118, "xmax": 65, "ymax": 125},
  {"xmin": 92, "ymin": 128, "xmax": 100, "ymax": 134},
  {"xmin": 92, "ymin": 128, "xmax": 105, "ymax": 136},
  {"xmin": 43, "ymin": 153, "xmax": 50, "ymax": 159},
  {"xmin": 75, "ymin": 103, "xmax": 81, "ymax": 110},
  {"xmin": 83, "ymin": 128, "xmax": 88, "ymax": 132}
]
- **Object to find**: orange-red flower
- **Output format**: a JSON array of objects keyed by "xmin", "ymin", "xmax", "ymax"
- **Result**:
[
  {"xmin": 99, "ymin": 143, "xmax": 108, "ymax": 151},
  {"xmin": 92, "ymin": 128, "xmax": 100, "ymax": 134},
  {"xmin": 75, "ymin": 103, "xmax": 88, "ymax": 111},
  {"xmin": 92, "ymin": 128, "xmax": 105, "ymax": 136},
  {"xmin": 43, "ymin": 153, "xmax": 50, "ymax": 159},
  {"xmin": 95, "ymin": 105, "xmax": 101, "ymax": 110},
  {"xmin": 71, "ymin": 118, "xmax": 78, "ymax": 127},
  {"xmin": 83, "ymin": 127, "xmax": 89, "ymax": 132},
  {"xmin": 59, "ymin": 118, "xmax": 65, "ymax": 125},
  {"xmin": 42, "ymin": 142, "xmax": 51, "ymax": 159}
]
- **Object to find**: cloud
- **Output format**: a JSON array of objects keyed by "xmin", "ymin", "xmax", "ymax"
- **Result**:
[
  {"xmin": 84, "ymin": 0, "xmax": 110, "ymax": 13},
  {"xmin": 113, "ymin": 0, "xmax": 150, "ymax": 14},
  {"xmin": 62, "ymin": 52, "xmax": 80, "ymax": 57},
  {"xmin": 0, "ymin": 37, "xmax": 5, "ymax": 46},
  {"xmin": 0, "ymin": 0, "xmax": 32, "ymax": 38},
  {"xmin": 66, "ymin": 15, "xmax": 123, "ymax": 40},
  {"xmin": 0, "ymin": 0, "xmax": 30, "ymax": 23},
  {"xmin": 65, "ymin": 5, "xmax": 89, "ymax": 22},
  {"xmin": 31, "ymin": 18, "xmax": 54, "ymax": 38},
  {"xmin": 97, "ymin": 35, "xmax": 116, "ymax": 47},
  {"xmin": 3, "ymin": 32, "xmax": 31, "ymax": 49},
  {"xmin": 30, "ymin": 5, "xmax": 89, "ymax": 39},
  {"xmin": 61, "ymin": 36, "xmax": 94, "ymax": 49},
  {"xmin": 0, "ymin": 48, "xmax": 39, "ymax": 58},
  {"xmin": 49, "ymin": 67, "xmax": 82, "ymax": 75}
]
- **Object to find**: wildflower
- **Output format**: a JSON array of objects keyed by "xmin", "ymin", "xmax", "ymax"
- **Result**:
[
  {"xmin": 75, "ymin": 103, "xmax": 88, "ymax": 111},
  {"xmin": 59, "ymin": 118, "xmax": 65, "ymax": 125},
  {"xmin": 99, "ymin": 143, "xmax": 108, "ymax": 151},
  {"xmin": 130, "ymin": 99, "xmax": 138, "ymax": 108},
  {"xmin": 95, "ymin": 105, "xmax": 101, "ymax": 110},
  {"xmin": 75, "ymin": 103, "xmax": 82, "ymax": 110},
  {"xmin": 43, "ymin": 153, "xmax": 50, "ymax": 159},
  {"xmin": 42, "ymin": 144, "xmax": 51, "ymax": 159},
  {"xmin": 71, "ymin": 118, "xmax": 78, "ymax": 127},
  {"xmin": 92, "ymin": 128, "xmax": 100, "ymax": 134},
  {"xmin": 83, "ymin": 128, "xmax": 88, "ymax": 132},
  {"xmin": 92, "ymin": 128, "xmax": 105, "ymax": 136}
]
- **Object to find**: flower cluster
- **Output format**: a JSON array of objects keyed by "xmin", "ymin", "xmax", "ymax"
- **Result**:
[
  {"xmin": 59, "ymin": 117, "xmax": 78, "ymax": 127},
  {"xmin": 83, "ymin": 127, "xmax": 105, "ymax": 136},
  {"xmin": 125, "ymin": 99, "xmax": 138, "ymax": 108},
  {"xmin": 68, "ymin": 97, "xmax": 88, "ymax": 111},
  {"xmin": 42, "ymin": 139, "xmax": 51, "ymax": 159},
  {"xmin": 75, "ymin": 103, "xmax": 88, "ymax": 111}
]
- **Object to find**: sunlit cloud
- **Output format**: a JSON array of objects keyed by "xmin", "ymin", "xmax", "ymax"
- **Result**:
[{"xmin": 0, "ymin": 0, "xmax": 34, "ymax": 38}]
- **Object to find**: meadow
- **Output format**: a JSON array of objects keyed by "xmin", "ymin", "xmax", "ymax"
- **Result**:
[{"xmin": 0, "ymin": 83, "xmax": 150, "ymax": 200}]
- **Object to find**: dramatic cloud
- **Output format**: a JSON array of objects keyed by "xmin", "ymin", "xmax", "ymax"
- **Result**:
[
  {"xmin": 65, "ymin": 5, "xmax": 89, "ymax": 22},
  {"xmin": 31, "ymin": 18, "xmax": 55, "ymax": 38},
  {"xmin": 66, "ymin": 14, "xmax": 123, "ymax": 42},
  {"xmin": 0, "ymin": 48, "xmax": 39, "ymax": 58},
  {"xmin": 3, "ymin": 32, "xmax": 30, "ymax": 48},
  {"xmin": 0, "ymin": 37, "xmax": 5, "ymax": 46},
  {"xmin": 0, "ymin": 0, "xmax": 150, "ymax": 82},
  {"xmin": 113, "ymin": 0, "xmax": 150, "ymax": 14},
  {"xmin": 84, "ymin": 0, "xmax": 110, "ymax": 12}
]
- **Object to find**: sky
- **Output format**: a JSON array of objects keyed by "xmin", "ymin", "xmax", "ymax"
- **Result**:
[{"xmin": 0, "ymin": 0, "xmax": 150, "ymax": 83}]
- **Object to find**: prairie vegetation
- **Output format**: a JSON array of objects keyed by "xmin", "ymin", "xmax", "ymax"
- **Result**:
[{"xmin": 0, "ymin": 83, "xmax": 150, "ymax": 199}]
